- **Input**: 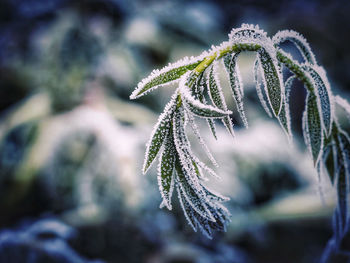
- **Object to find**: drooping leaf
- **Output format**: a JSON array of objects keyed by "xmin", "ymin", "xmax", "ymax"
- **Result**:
[
  {"xmin": 187, "ymin": 112, "xmax": 218, "ymax": 167},
  {"xmin": 202, "ymin": 184, "xmax": 230, "ymax": 202},
  {"xmin": 273, "ymin": 30, "xmax": 317, "ymax": 65},
  {"xmin": 177, "ymin": 171, "xmax": 216, "ymax": 222},
  {"xmin": 130, "ymin": 57, "xmax": 202, "ymax": 99},
  {"xmin": 338, "ymin": 129, "xmax": 350, "ymax": 176},
  {"xmin": 303, "ymin": 65, "xmax": 333, "ymax": 135},
  {"xmin": 336, "ymin": 130, "xmax": 350, "ymax": 235},
  {"xmin": 180, "ymin": 80, "xmax": 232, "ymax": 118},
  {"xmin": 172, "ymin": 107, "xmax": 204, "ymax": 193},
  {"xmin": 208, "ymin": 63, "xmax": 235, "ymax": 137},
  {"xmin": 143, "ymin": 96, "xmax": 176, "ymax": 174},
  {"xmin": 158, "ymin": 135, "xmax": 176, "ymax": 210},
  {"xmin": 193, "ymin": 72, "xmax": 218, "ymax": 139},
  {"xmin": 322, "ymin": 141, "xmax": 336, "ymax": 185},
  {"xmin": 257, "ymin": 48, "xmax": 283, "ymax": 117},
  {"xmin": 336, "ymin": 159, "xmax": 348, "ymax": 235},
  {"xmin": 278, "ymin": 75, "xmax": 294, "ymax": 140},
  {"xmin": 304, "ymin": 92, "xmax": 323, "ymax": 165},
  {"xmin": 223, "ymin": 53, "xmax": 248, "ymax": 127},
  {"xmin": 192, "ymin": 155, "xmax": 221, "ymax": 180},
  {"xmin": 254, "ymin": 58, "xmax": 273, "ymax": 118},
  {"xmin": 176, "ymin": 183, "xmax": 198, "ymax": 232}
]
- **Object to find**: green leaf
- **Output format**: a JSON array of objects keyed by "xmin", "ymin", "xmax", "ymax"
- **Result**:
[
  {"xmin": 303, "ymin": 65, "xmax": 332, "ymax": 135},
  {"xmin": 193, "ymin": 72, "xmax": 218, "ymax": 139},
  {"xmin": 278, "ymin": 75, "xmax": 294, "ymax": 140},
  {"xmin": 258, "ymin": 48, "xmax": 283, "ymax": 117},
  {"xmin": 273, "ymin": 30, "xmax": 317, "ymax": 65},
  {"xmin": 143, "ymin": 98, "xmax": 176, "ymax": 174},
  {"xmin": 323, "ymin": 141, "xmax": 336, "ymax": 185},
  {"xmin": 304, "ymin": 92, "xmax": 323, "ymax": 165},
  {"xmin": 158, "ymin": 135, "xmax": 176, "ymax": 210},
  {"xmin": 130, "ymin": 59, "xmax": 202, "ymax": 99},
  {"xmin": 254, "ymin": 58, "xmax": 273, "ymax": 118},
  {"xmin": 223, "ymin": 53, "xmax": 248, "ymax": 128},
  {"xmin": 208, "ymin": 65, "xmax": 235, "ymax": 136},
  {"xmin": 180, "ymin": 82, "xmax": 232, "ymax": 118}
]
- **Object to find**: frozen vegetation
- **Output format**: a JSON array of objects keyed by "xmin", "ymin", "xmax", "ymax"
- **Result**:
[{"xmin": 131, "ymin": 24, "xmax": 350, "ymax": 258}]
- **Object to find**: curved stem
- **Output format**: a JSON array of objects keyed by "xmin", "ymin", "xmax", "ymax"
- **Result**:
[
  {"xmin": 179, "ymin": 42, "xmax": 318, "ymax": 110},
  {"xmin": 276, "ymin": 50, "xmax": 314, "ymax": 92}
]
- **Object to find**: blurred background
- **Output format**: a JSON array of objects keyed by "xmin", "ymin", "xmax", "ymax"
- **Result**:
[{"xmin": 0, "ymin": 0, "xmax": 349, "ymax": 262}]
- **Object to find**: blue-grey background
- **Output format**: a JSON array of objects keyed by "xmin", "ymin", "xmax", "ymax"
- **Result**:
[{"xmin": 0, "ymin": 0, "xmax": 349, "ymax": 262}]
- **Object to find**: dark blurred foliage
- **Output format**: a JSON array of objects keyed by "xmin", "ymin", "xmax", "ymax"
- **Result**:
[
  {"xmin": 0, "ymin": 217, "xmax": 104, "ymax": 263},
  {"xmin": 0, "ymin": 0, "xmax": 349, "ymax": 262}
]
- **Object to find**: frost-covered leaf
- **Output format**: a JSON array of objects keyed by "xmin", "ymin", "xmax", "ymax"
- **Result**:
[
  {"xmin": 143, "ymin": 96, "xmax": 176, "ymax": 174},
  {"xmin": 130, "ymin": 57, "xmax": 202, "ymax": 99},
  {"xmin": 208, "ymin": 63, "xmax": 235, "ymax": 137},
  {"xmin": 278, "ymin": 75, "xmax": 294, "ymax": 140},
  {"xmin": 176, "ymin": 183, "xmax": 198, "ymax": 232},
  {"xmin": 180, "ymin": 77, "xmax": 232, "ymax": 118},
  {"xmin": 336, "ymin": 159, "xmax": 348, "ymax": 235},
  {"xmin": 303, "ymin": 65, "xmax": 332, "ymax": 135},
  {"xmin": 337, "ymin": 130, "xmax": 350, "ymax": 234},
  {"xmin": 175, "ymin": 165, "xmax": 230, "ymax": 238},
  {"xmin": 206, "ymin": 119, "xmax": 217, "ymax": 139},
  {"xmin": 191, "ymin": 154, "xmax": 221, "ymax": 180},
  {"xmin": 257, "ymin": 48, "xmax": 283, "ymax": 117},
  {"xmin": 177, "ymin": 170, "xmax": 216, "ymax": 222},
  {"xmin": 172, "ymin": 107, "xmax": 205, "ymax": 193},
  {"xmin": 304, "ymin": 92, "xmax": 323, "ymax": 165},
  {"xmin": 202, "ymin": 184, "xmax": 230, "ymax": 202},
  {"xmin": 223, "ymin": 53, "xmax": 248, "ymax": 127},
  {"xmin": 158, "ymin": 135, "xmax": 176, "ymax": 210},
  {"xmin": 254, "ymin": 58, "xmax": 273, "ymax": 118},
  {"xmin": 322, "ymin": 141, "xmax": 336, "ymax": 185},
  {"xmin": 187, "ymin": 112, "xmax": 218, "ymax": 167},
  {"xmin": 228, "ymin": 24, "xmax": 268, "ymax": 48},
  {"xmin": 193, "ymin": 72, "xmax": 218, "ymax": 139},
  {"xmin": 273, "ymin": 30, "xmax": 317, "ymax": 65}
]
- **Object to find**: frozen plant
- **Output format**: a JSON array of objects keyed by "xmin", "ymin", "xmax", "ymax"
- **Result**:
[{"xmin": 130, "ymin": 24, "xmax": 350, "ymax": 245}]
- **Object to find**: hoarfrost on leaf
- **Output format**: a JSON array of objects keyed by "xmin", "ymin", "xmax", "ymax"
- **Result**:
[
  {"xmin": 273, "ymin": 30, "xmax": 317, "ymax": 65},
  {"xmin": 223, "ymin": 53, "xmax": 248, "ymax": 128},
  {"xmin": 257, "ymin": 48, "xmax": 283, "ymax": 117},
  {"xmin": 303, "ymin": 65, "xmax": 333, "ymax": 135},
  {"xmin": 305, "ymin": 92, "xmax": 323, "ymax": 165},
  {"xmin": 130, "ymin": 56, "xmax": 203, "ymax": 99},
  {"xmin": 158, "ymin": 135, "xmax": 176, "ymax": 210},
  {"xmin": 254, "ymin": 58, "xmax": 273, "ymax": 118},
  {"xmin": 131, "ymin": 24, "xmax": 350, "ymax": 244},
  {"xmin": 208, "ymin": 62, "xmax": 235, "ymax": 137},
  {"xmin": 143, "ymin": 95, "xmax": 177, "ymax": 174}
]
